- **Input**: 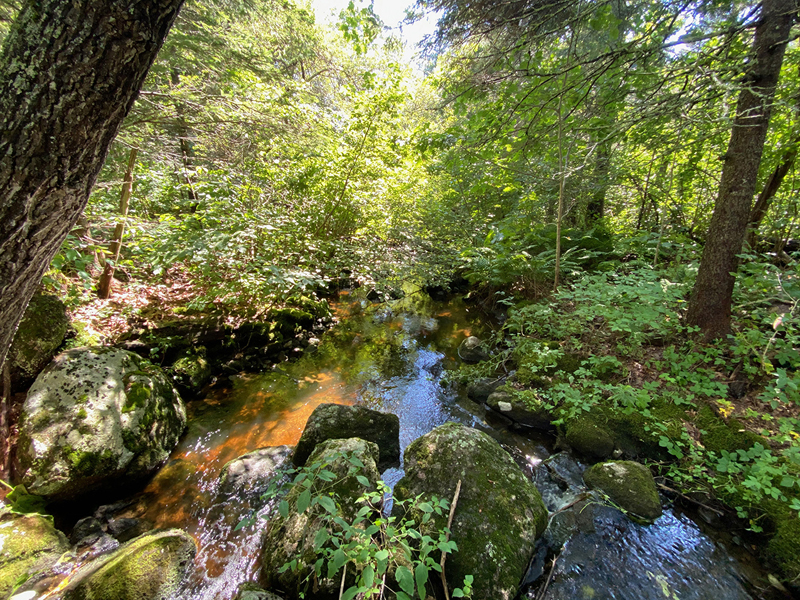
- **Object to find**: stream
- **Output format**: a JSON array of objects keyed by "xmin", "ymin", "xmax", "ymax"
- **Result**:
[{"xmin": 108, "ymin": 292, "xmax": 764, "ymax": 600}]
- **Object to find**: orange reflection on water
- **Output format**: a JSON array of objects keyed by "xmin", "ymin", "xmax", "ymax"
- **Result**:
[{"xmin": 140, "ymin": 370, "xmax": 356, "ymax": 531}]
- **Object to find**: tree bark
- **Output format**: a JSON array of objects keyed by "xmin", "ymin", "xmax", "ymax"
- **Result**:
[
  {"xmin": 686, "ymin": 0, "xmax": 794, "ymax": 339},
  {"xmin": 0, "ymin": 0, "xmax": 184, "ymax": 371}
]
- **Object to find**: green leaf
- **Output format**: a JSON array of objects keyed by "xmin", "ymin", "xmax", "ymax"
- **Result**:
[
  {"xmin": 333, "ymin": 548, "xmax": 347, "ymax": 571},
  {"xmin": 342, "ymin": 586, "xmax": 359, "ymax": 600},
  {"xmin": 356, "ymin": 475, "xmax": 371, "ymax": 487},
  {"xmin": 415, "ymin": 562, "xmax": 429, "ymax": 598},
  {"xmin": 362, "ymin": 564, "xmax": 375, "ymax": 588},
  {"xmin": 317, "ymin": 496, "xmax": 337, "ymax": 514},
  {"xmin": 279, "ymin": 500, "xmax": 289, "ymax": 519},
  {"xmin": 313, "ymin": 528, "xmax": 330, "ymax": 550},
  {"xmin": 297, "ymin": 489, "xmax": 311, "ymax": 514},
  {"xmin": 453, "ymin": 589, "xmax": 465, "ymax": 597},
  {"xmin": 396, "ymin": 565, "xmax": 414, "ymax": 596}
]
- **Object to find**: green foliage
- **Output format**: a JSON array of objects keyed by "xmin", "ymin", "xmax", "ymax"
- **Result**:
[
  {"xmin": 0, "ymin": 481, "xmax": 48, "ymax": 516},
  {"xmin": 240, "ymin": 452, "xmax": 472, "ymax": 599}
]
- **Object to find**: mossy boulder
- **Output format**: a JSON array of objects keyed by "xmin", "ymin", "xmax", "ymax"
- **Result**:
[
  {"xmin": 583, "ymin": 460, "xmax": 662, "ymax": 522},
  {"xmin": 394, "ymin": 423, "xmax": 548, "ymax": 600},
  {"xmin": 261, "ymin": 437, "xmax": 381, "ymax": 599},
  {"xmin": 766, "ymin": 514, "xmax": 800, "ymax": 584},
  {"xmin": 293, "ymin": 403, "xmax": 400, "ymax": 469},
  {"xmin": 16, "ymin": 348, "xmax": 187, "ymax": 501},
  {"xmin": 169, "ymin": 348, "xmax": 212, "ymax": 398},
  {"xmin": 7, "ymin": 292, "xmax": 70, "ymax": 389},
  {"xmin": 218, "ymin": 446, "xmax": 293, "ymax": 500},
  {"xmin": 486, "ymin": 390, "xmax": 554, "ymax": 430},
  {"xmin": 564, "ymin": 418, "xmax": 615, "ymax": 460},
  {"xmin": 60, "ymin": 529, "xmax": 196, "ymax": 600},
  {"xmin": 0, "ymin": 512, "xmax": 70, "ymax": 598}
]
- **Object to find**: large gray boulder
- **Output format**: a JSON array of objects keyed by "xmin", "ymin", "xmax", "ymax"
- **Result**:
[
  {"xmin": 292, "ymin": 403, "xmax": 399, "ymax": 469},
  {"xmin": 0, "ymin": 512, "xmax": 70, "ymax": 598},
  {"xmin": 7, "ymin": 292, "xmax": 70, "ymax": 389},
  {"xmin": 16, "ymin": 347, "xmax": 187, "ymax": 501},
  {"xmin": 394, "ymin": 423, "xmax": 548, "ymax": 600},
  {"xmin": 262, "ymin": 437, "xmax": 381, "ymax": 599},
  {"xmin": 60, "ymin": 529, "xmax": 196, "ymax": 600}
]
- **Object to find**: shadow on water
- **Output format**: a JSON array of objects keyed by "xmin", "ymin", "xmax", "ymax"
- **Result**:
[{"xmin": 108, "ymin": 291, "xmax": 767, "ymax": 600}]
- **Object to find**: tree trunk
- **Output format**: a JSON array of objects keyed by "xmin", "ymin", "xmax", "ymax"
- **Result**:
[
  {"xmin": 686, "ymin": 0, "xmax": 793, "ymax": 339},
  {"xmin": 0, "ymin": 0, "xmax": 184, "ymax": 371},
  {"xmin": 745, "ymin": 143, "xmax": 797, "ymax": 249},
  {"xmin": 97, "ymin": 148, "xmax": 138, "ymax": 299},
  {"xmin": 586, "ymin": 139, "xmax": 610, "ymax": 225}
]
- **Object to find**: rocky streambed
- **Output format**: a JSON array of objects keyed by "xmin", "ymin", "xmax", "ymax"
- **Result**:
[{"xmin": 1, "ymin": 293, "xmax": 782, "ymax": 600}]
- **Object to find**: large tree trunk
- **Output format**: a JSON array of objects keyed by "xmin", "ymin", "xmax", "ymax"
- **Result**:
[
  {"xmin": 0, "ymin": 0, "xmax": 184, "ymax": 370},
  {"xmin": 685, "ymin": 0, "xmax": 793, "ymax": 339}
]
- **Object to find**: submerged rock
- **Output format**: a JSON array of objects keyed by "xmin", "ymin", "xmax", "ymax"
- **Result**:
[
  {"xmin": 7, "ymin": 292, "xmax": 70, "ymax": 390},
  {"xmin": 16, "ymin": 347, "xmax": 187, "ymax": 501},
  {"xmin": 466, "ymin": 377, "xmax": 503, "ymax": 404},
  {"xmin": 60, "ymin": 529, "xmax": 196, "ymax": 600},
  {"xmin": 218, "ymin": 445, "xmax": 293, "ymax": 500},
  {"xmin": 394, "ymin": 422, "xmax": 548, "ymax": 600},
  {"xmin": 457, "ymin": 336, "xmax": 490, "ymax": 363},
  {"xmin": 0, "ymin": 513, "xmax": 70, "ymax": 598},
  {"xmin": 583, "ymin": 460, "xmax": 662, "ymax": 522},
  {"xmin": 262, "ymin": 438, "xmax": 381, "ymax": 599},
  {"xmin": 292, "ymin": 403, "xmax": 399, "ymax": 469}
]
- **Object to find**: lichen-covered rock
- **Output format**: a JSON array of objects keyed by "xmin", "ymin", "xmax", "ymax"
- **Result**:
[
  {"xmin": 293, "ymin": 403, "xmax": 399, "ymax": 469},
  {"xmin": 218, "ymin": 446, "xmax": 293, "ymax": 499},
  {"xmin": 394, "ymin": 423, "xmax": 548, "ymax": 600},
  {"xmin": 0, "ymin": 513, "xmax": 70, "ymax": 598},
  {"xmin": 564, "ymin": 418, "xmax": 615, "ymax": 460},
  {"xmin": 7, "ymin": 292, "xmax": 70, "ymax": 389},
  {"xmin": 16, "ymin": 347, "xmax": 187, "ymax": 501},
  {"xmin": 486, "ymin": 390, "xmax": 554, "ymax": 430},
  {"xmin": 458, "ymin": 336, "xmax": 489, "ymax": 363},
  {"xmin": 262, "ymin": 438, "xmax": 381, "ymax": 599},
  {"xmin": 60, "ymin": 529, "xmax": 196, "ymax": 600},
  {"xmin": 583, "ymin": 460, "xmax": 662, "ymax": 522}
]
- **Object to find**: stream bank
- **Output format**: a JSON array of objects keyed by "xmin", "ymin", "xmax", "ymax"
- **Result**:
[{"xmin": 2, "ymin": 291, "xmax": 790, "ymax": 600}]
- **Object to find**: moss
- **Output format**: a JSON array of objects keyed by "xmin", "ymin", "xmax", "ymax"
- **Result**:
[
  {"xmin": 583, "ymin": 460, "xmax": 662, "ymax": 521},
  {"xmin": 123, "ymin": 380, "xmax": 152, "ymax": 413},
  {"xmin": 0, "ymin": 514, "xmax": 70, "ymax": 598},
  {"xmin": 62, "ymin": 530, "xmax": 196, "ymax": 600},
  {"xmin": 766, "ymin": 518, "xmax": 800, "ymax": 580},
  {"xmin": 696, "ymin": 405, "xmax": 766, "ymax": 453},
  {"xmin": 64, "ymin": 446, "xmax": 117, "ymax": 477},
  {"xmin": 76, "ymin": 408, "xmax": 87, "ymax": 419},
  {"xmin": 565, "ymin": 418, "xmax": 614, "ymax": 460},
  {"xmin": 556, "ymin": 352, "xmax": 583, "ymax": 374}
]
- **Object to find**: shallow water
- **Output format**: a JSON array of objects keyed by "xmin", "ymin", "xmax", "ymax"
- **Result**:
[{"xmin": 110, "ymin": 292, "xmax": 761, "ymax": 600}]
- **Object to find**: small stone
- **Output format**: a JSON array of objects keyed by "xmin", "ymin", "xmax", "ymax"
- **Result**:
[{"xmin": 498, "ymin": 401, "xmax": 513, "ymax": 412}]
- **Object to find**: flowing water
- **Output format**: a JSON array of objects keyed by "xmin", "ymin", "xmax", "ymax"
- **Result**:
[{"xmin": 109, "ymin": 292, "xmax": 763, "ymax": 600}]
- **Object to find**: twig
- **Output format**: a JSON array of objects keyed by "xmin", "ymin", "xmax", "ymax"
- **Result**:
[
  {"xmin": 535, "ymin": 549, "xmax": 561, "ymax": 600},
  {"xmin": 339, "ymin": 563, "xmax": 347, "ymax": 600},
  {"xmin": 657, "ymin": 483, "xmax": 724, "ymax": 516},
  {"xmin": 440, "ymin": 479, "xmax": 462, "ymax": 600}
]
